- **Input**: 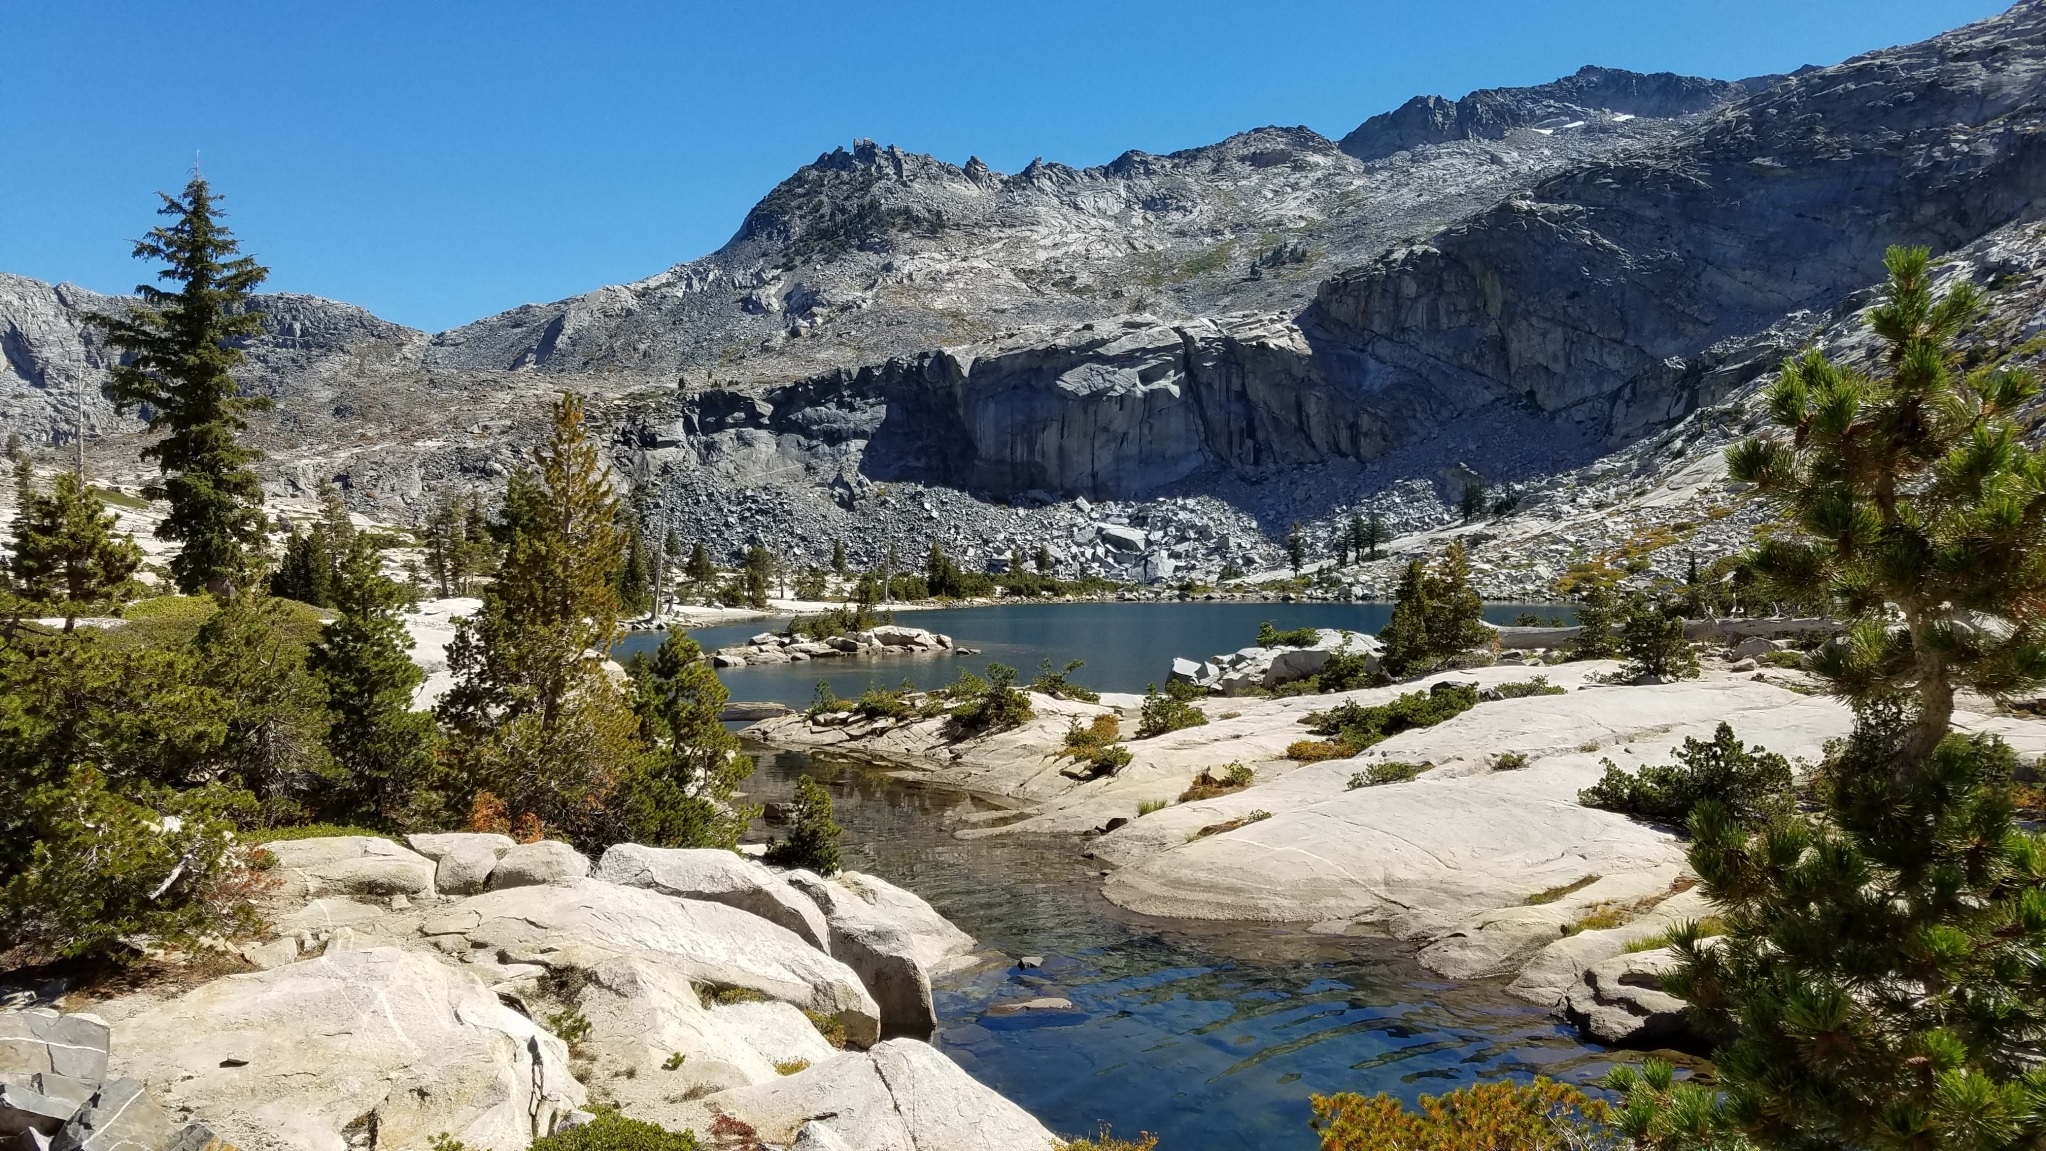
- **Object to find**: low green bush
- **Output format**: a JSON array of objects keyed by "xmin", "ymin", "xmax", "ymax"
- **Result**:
[
  {"xmin": 1136, "ymin": 682, "xmax": 1208, "ymax": 739},
  {"xmin": 1348, "ymin": 761, "xmax": 1430, "ymax": 788},
  {"xmin": 1489, "ymin": 675, "xmax": 1566, "ymax": 699},
  {"xmin": 1256, "ymin": 621, "xmax": 1321, "ymax": 648},
  {"xmin": 763, "ymin": 776, "xmax": 843, "ymax": 875},
  {"xmin": 1577, "ymin": 721, "xmax": 1792, "ymax": 828},
  {"xmin": 526, "ymin": 1110, "xmax": 699, "ymax": 1151},
  {"xmin": 1303, "ymin": 683, "xmax": 1478, "ymax": 752},
  {"xmin": 1031, "ymin": 659, "xmax": 1100, "ymax": 703},
  {"xmin": 946, "ymin": 663, "xmax": 1035, "ymax": 735}
]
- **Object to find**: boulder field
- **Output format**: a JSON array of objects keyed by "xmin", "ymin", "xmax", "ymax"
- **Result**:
[
  {"xmin": 2, "ymin": 841, "xmax": 1056, "ymax": 1151},
  {"xmin": 750, "ymin": 652, "xmax": 2046, "ymax": 1045}
]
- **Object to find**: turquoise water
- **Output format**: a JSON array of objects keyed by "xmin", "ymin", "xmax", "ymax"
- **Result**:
[
  {"xmin": 619, "ymin": 600, "xmax": 1573, "ymax": 709},
  {"xmin": 740, "ymin": 747, "xmax": 1634, "ymax": 1150}
]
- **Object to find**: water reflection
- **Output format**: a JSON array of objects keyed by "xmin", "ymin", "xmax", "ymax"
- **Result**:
[{"xmin": 743, "ymin": 745, "xmax": 1636, "ymax": 1149}]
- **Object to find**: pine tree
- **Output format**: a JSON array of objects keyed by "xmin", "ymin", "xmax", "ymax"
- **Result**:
[
  {"xmin": 624, "ymin": 632, "xmax": 753, "ymax": 849},
  {"xmin": 1286, "ymin": 523, "xmax": 1305, "ymax": 576},
  {"xmin": 617, "ymin": 502, "xmax": 654, "ymax": 617},
  {"xmin": 685, "ymin": 540, "xmax": 716, "ymax": 584},
  {"xmin": 1618, "ymin": 592, "xmax": 1699, "ymax": 681},
  {"xmin": 1379, "ymin": 542, "xmax": 1491, "ymax": 678},
  {"xmin": 743, "ymin": 545, "xmax": 774, "ymax": 608},
  {"xmin": 8, "ymin": 466, "xmax": 143, "ymax": 631},
  {"xmin": 93, "ymin": 177, "xmax": 270, "ymax": 596},
  {"xmin": 1459, "ymin": 480, "xmax": 1488, "ymax": 523},
  {"xmin": 1653, "ymin": 248, "xmax": 2046, "ymax": 1150},
  {"xmin": 765, "ymin": 775, "xmax": 843, "ymax": 876},
  {"xmin": 193, "ymin": 590, "xmax": 335, "ymax": 821},
  {"xmin": 1570, "ymin": 579, "xmax": 1619, "ymax": 659},
  {"xmin": 438, "ymin": 393, "xmax": 649, "ymax": 847},
  {"xmin": 832, "ymin": 539, "xmax": 848, "ymax": 576},
  {"xmin": 1363, "ymin": 512, "xmax": 1387, "ymax": 559},
  {"xmin": 308, "ymin": 537, "xmax": 436, "ymax": 825},
  {"xmin": 268, "ymin": 518, "xmax": 335, "ymax": 606},
  {"xmin": 1378, "ymin": 559, "xmax": 1433, "ymax": 679},
  {"xmin": 1035, "ymin": 544, "xmax": 1055, "ymax": 574}
]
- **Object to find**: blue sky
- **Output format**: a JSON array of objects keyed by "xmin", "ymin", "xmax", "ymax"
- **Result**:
[{"xmin": 0, "ymin": 0, "xmax": 2008, "ymax": 333}]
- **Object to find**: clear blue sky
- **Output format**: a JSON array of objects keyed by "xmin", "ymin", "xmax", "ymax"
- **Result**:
[{"xmin": 0, "ymin": 0, "xmax": 2008, "ymax": 333}]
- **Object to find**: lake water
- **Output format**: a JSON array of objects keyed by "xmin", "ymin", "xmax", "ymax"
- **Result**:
[
  {"xmin": 739, "ymin": 746, "xmax": 1634, "ymax": 1151},
  {"xmin": 618, "ymin": 600, "xmax": 1574, "ymax": 710}
]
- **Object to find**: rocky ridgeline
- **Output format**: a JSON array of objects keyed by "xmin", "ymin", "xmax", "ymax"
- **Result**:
[
  {"xmin": 1, "ymin": 835, "xmax": 1061, "ymax": 1151},
  {"xmin": 708, "ymin": 625, "xmax": 957, "ymax": 669}
]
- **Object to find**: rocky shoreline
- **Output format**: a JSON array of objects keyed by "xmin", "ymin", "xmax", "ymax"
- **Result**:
[
  {"xmin": 1, "ymin": 838, "xmax": 1063, "ymax": 1151},
  {"xmin": 744, "ymin": 640, "xmax": 2046, "ymax": 1049}
]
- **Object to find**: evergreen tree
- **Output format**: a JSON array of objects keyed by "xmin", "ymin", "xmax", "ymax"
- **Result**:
[
  {"xmin": 8, "ymin": 466, "xmax": 143, "ymax": 631},
  {"xmin": 308, "ymin": 536, "xmax": 435, "ymax": 825},
  {"xmin": 685, "ymin": 540, "xmax": 716, "ymax": 583},
  {"xmin": 1378, "ymin": 559, "xmax": 1433, "ymax": 679},
  {"xmin": 742, "ymin": 545, "xmax": 774, "ymax": 608},
  {"xmin": 832, "ymin": 539, "xmax": 848, "ymax": 576},
  {"xmin": 1035, "ymin": 544, "xmax": 1055, "ymax": 574},
  {"xmin": 268, "ymin": 518, "xmax": 334, "ymax": 606},
  {"xmin": 1286, "ymin": 523, "xmax": 1305, "ymax": 575},
  {"xmin": 192, "ymin": 590, "xmax": 335, "ymax": 822},
  {"xmin": 1570, "ymin": 579, "xmax": 1620, "ymax": 659},
  {"xmin": 93, "ymin": 177, "xmax": 270, "ymax": 596},
  {"xmin": 616, "ymin": 502, "xmax": 654, "ymax": 617},
  {"xmin": 1652, "ymin": 248, "xmax": 2046, "ymax": 1150},
  {"xmin": 926, "ymin": 541, "xmax": 964, "ymax": 597},
  {"xmin": 624, "ymin": 632, "xmax": 753, "ymax": 849},
  {"xmin": 438, "ymin": 393, "xmax": 649, "ymax": 847},
  {"xmin": 1363, "ymin": 512, "xmax": 1387, "ymax": 560},
  {"xmin": 765, "ymin": 775, "xmax": 842, "ymax": 876},
  {"xmin": 1379, "ymin": 542, "xmax": 1490, "ymax": 678},
  {"xmin": 1459, "ymin": 480, "xmax": 1488, "ymax": 523},
  {"xmin": 1618, "ymin": 592, "xmax": 1700, "ymax": 681}
]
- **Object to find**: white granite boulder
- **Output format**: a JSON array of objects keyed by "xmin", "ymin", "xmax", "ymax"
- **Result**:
[
  {"xmin": 486, "ymin": 841, "xmax": 589, "ymax": 889},
  {"xmin": 257, "ymin": 837, "xmax": 436, "ymax": 900},
  {"xmin": 409, "ymin": 833, "xmax": 517, "ymax": 896},
  {"xmin": 596, "ymin": 845, "xmax": 830, "ymax": 951},
  {"xmin": 1561, "ymin": 947, "xmax": 1696, "ymax": 1046},
  {"xmin": 784, "ymin": 871, "xmax": 977, "ymax": 1042},
  {"xmin": 109, "ymin": 947, "xmax": 583, "ymax": 1151},
  {"xmin": 423, "ymin": 879, "xmax": 881, "ymax": 1048},
  {"xmin": 674, "ymin": 1039, "xmax": 1057, "ymax": 1151}
]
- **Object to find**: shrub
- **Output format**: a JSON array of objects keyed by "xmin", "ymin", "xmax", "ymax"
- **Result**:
[
  {"xmin": 772, "ymin": 1058, "xmax": 810, "ymax": 1075},
  {"xmin": 528, "ymin": 1110, "xmax": 699, "ymax": 1151},
  {"xmin": 1179, "ymin": 762, "xmax": 1254, "ymax": 801},
  {"xmin": 1287, "ymin": 739, "xmax": 1350, "ymax": 762},
  {"xmin": 1256, "ymin": 621, "xmax": 1320, "ymax": 648},
  {"xmin": 1525, "ymin": 875, "xmax": 1600, "ymax": 905},
  {"xmin": 1492, "ymin": 751, "xmax": 1530, "ymax": 771},
  {"xmin": 1315, "ymin": 638, "xmax": 1385, "ymax": 693},
  {"xmin": 1058, "ymin": 1129, "xmax": 1158, "ymax": 1151},
  {"xmin": 1347, "ymin": 761, "xmax": 1429, "ymax": 788},
  {"xmin": 1578, "ymin": 722, "xmax": 1792, "ymax": 828},
  {"xmin": 1224, "ymin": 762, "xmax": 1254, "ymax": 788},
  {"xmin": 1311, "ymin": 1078, "xmax": 1610, "ymax": 1151},
  {"xmin": 1563, "ymin": 904, "xmax": 1628, "ymax": 935},
  {"xmin": 1136, "ymin": 683, "xmax": 1208, "ymax": 739},
  {"xmin": 808, "ymin": 679, "xmax": 851, "ymax": 717},
  {"xmin": 1031, "ymin": 659, "xmax": 1100, "ymax": 702},
  {"xmin": 802, "ymin": 1008, "xmax": 848, "ymax": 1049},
  {"xmin": 1489, "ymin": 675, "xmax": 1566, "ymax": 699},
  {"xmin": 1762, "ymin": 649, "xmax": 1805, "ymax": 669},
  {"xmin": 1303, "ymin": 682, "xmax": 1478, "ymax": 752},
  {"xmin": 852, "ymin": 687, "xmax": 910, "ymax": 720},
  {"xmin": 544, "ymin": 1009, "xmax": 593, "ymax": 1048},
  {"xmin": 1618, "ymin": 593, "xmax": 1699, "ymax": 680},
  {"xmin": 1058, "ymin": 714, "xmax": 1131, "ymax": 778},
  {"xmin": 763, "ymin": 776, "xmax": 843, "ymax": 875},
  {"xmin": 947, "ymin": 662, "xmax": 1035, "ymax": 735}
]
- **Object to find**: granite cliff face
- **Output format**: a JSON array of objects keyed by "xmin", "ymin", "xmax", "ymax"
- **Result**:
[{"xmin": 4, "ymin": 3, "xmax": 2045, "ymax": 581}]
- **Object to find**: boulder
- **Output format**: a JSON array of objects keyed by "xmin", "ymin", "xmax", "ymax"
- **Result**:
[
  {"xmin": 257, "ymin": 837, "xmax": 435, "ymax": 900},
  {"xmin": 785, "ymin": 872, "xmax": 976, "ymax": 1042},
  {"xmin": 109, "ymin": 947, "xmax": 584, "ymax": 1151},
  {"xmin": 867, "ymin": 626, "xmax": 932, "ymax": 648},
  {"xmin": 1561, "ymin": 947, "xmax": 1696, "ymax": 1047},
  {"xmin": 596, "ymin": 845, "xmax": 830, "ymax": 951},
  {"xmin": 0, "ymin": 1011, "xmax": 110, "ymax": 1085},
  {"xmin": 486, "ymin": 841, "xmax": 589, "ymax": 889},
  {"xmin": 426, "ymin": 880, "xmax": 881, "ymax": 1048},
  {"xmin": 567, "ymin": 954, "xmax": 777, "ymax": 1101},
  {"xmin": 791, "ymin": 1121, "xmax": 854, "ymax": 1151},
  {"xmin": 1729, "ymin": 636, "xmax": 1775, "ymax": 660},
  {"xmin": 675, "ymin": 1040, "xmax": 1057, "ymax": 1151},
  {"xmin": 0, "ymin": 1082, "xmax": 76, "ymax": 1137},
  {"xmin": 405, "ymin": 833, "xmax": 516, "ymax": 861},
  {"xmin": 50, "ymin": 1078, "xmax": 166, "ymax": 1151}
]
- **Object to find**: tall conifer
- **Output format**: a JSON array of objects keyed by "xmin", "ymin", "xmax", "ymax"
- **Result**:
[
  {"xmin": 438, "ymin": 394, "xmax": 647, "ymax": 846},
  {"xmin": 309, "ymin": 537, "xmax": 435, "ymax": 825},
  {"xmin": 94, "ymin": 178, "xmax": 270, "ymax": 596}
]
